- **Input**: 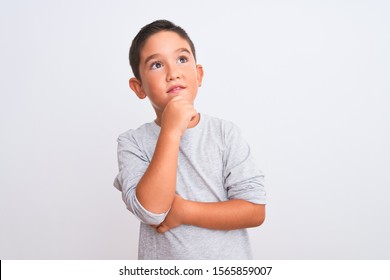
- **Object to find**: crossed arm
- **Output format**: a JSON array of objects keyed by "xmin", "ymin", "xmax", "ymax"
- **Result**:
[
  {"xmin": 156, "ymin": 195, "xmax": 265, "ymax": 233},
  {"xmin": 135, "ymin": 97, "xmax": 265, "ymax": 234}
]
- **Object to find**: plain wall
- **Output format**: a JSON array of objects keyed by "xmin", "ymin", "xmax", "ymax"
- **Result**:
[{"xmin": 1, "ymin": 0, "xmax": 389, "ymax": 259}]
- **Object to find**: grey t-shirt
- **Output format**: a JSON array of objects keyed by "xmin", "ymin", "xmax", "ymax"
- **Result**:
[{"xmin": 114, "ymin": 114, "xmax": 266, "ymax": 259}]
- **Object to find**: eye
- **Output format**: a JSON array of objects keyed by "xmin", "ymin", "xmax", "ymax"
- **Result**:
[
  {"xmin": 178, "ymin": 56, "xmax": 188, "ymax": 64},
  {"xmin": 151, "ymin": 61, "xmax": 163, "ymax": 70}
]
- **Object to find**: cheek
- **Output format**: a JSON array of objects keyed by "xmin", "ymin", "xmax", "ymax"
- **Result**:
[
  {"xmin": 141, "ymin": 75, "xmax": 158, "ymax": 90},
  {"xmin": 143, "ymin": 79, "xmax": 165, "ymax": 96},
  {"xmin": 148, "ymin": 72, "xmax": 166, "ymax": 87}
]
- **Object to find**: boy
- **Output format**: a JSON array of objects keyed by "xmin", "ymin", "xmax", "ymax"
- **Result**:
[{"xmin": 114, "ymin": 20, "xmax": 266, "ymax": 259}]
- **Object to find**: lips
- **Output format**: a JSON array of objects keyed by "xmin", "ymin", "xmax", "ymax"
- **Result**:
[{"xmin": 167, "ymin": 85, "xmax": 185, "ymax": 94}]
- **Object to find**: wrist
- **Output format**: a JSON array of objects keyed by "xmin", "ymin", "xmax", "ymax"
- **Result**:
[
  {"xmin": 160, "ymin": 126, "xmax": 184, "ymax": 141},
  {"xmin": 180, "ymin": 199, "xmax": 195, "ymax": 226},
  {"xmin": 160, "ymin": 127, "xmax": 183, "ymax": 140}
]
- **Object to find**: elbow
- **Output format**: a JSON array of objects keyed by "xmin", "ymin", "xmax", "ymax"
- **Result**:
[
  {"xmin": 136, "ymin": 211, "xmax": 167, "ymax": 226},
  {"xmin": 129, "ymin": 202, "xmax": 168, "ymax": 225},
  {"xmin": 124, "ymin": 190, "xmax": 169, "ymax": 225},
  {"xmin": 132, "ymin": 201, "xmax": 170, "ymax": 226}
]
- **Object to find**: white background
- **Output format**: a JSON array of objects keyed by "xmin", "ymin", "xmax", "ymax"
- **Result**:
[{"xmin": 0, "ymin": 0, "xmax": 389, "ymax": 259}]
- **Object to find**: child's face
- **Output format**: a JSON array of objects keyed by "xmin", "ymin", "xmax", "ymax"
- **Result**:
[{"xmin": 130, "ymin": 31, "xmax": 203, "ymax": 117}]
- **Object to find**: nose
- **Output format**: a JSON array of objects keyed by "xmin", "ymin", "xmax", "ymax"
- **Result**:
[{"xmin": 166, "ymin": 64, "xmax": 180, "ymax": 81}]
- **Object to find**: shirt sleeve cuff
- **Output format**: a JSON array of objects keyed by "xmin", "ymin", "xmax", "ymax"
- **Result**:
[{"xmin": 130, "ymin": 194, "xmax": 169, "ymax": 225}]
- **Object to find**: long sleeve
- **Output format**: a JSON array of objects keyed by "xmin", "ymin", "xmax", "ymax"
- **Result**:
[
  {"xmin": 114, "ymin": 131, "xmax": 169, "ymax": 225},
  {"xmin": 113, "ymin": 116, "xmax": 266, "ymax": 260},
  {"xmin": 222, "ymin": 123, "xmax": 267, "ymax": 205}
]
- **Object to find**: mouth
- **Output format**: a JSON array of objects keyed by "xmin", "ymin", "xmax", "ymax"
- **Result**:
[{"xmin": 167, "ymin": 85, "xmax": 186, "ymax": 94}]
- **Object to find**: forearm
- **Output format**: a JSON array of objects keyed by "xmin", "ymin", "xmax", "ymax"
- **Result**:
[
  {"xmin": 183, "ymin": 199, "xmax": 266, "ymax": 230},
  {"xmin": 135, "ymin": 129, "xmax": 180, "ymax": 213}
]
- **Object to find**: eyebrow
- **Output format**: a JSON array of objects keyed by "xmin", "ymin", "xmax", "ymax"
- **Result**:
[{"xmin": 144, "ymin": 48, "xmax": 192, "ymax": 66}]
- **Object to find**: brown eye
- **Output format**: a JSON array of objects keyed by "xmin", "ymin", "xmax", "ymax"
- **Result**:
[
  {"xmin": 178, "ymin": 56, "xmax": 188, "ymax": 64},
  {"xmin": 151, "ymin": 62, "xmax": 163, "ymax": 69}
]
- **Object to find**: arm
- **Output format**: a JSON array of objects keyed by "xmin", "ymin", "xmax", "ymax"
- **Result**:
[
  {"xmin": 156, "ymin": 195, "xmax": 265, "ymax": 233},
  {"xmin": 135, "ymin": 130, "xmax": 180, "ymax": 214},
  {"xmin": 156, "ymin": 122, "xmax": 266, "ymax": 233},
  {"xmin": 135, "ymin": 97, "xmax": 197, "ymax": 214}
]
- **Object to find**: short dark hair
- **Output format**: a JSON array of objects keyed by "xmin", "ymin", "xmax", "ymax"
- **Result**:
[{"xmin": 129, "ymin": 19, "xmax": 197, "ymax": 81}]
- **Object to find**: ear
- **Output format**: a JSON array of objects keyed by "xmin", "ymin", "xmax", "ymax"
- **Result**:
[
  {"xmin": 196, "ymin": 64, "xmax": 204, "ymax": 87},
  {"xmin": 129, "ymin": 77, "xmax": 147, "ymax": 99}
]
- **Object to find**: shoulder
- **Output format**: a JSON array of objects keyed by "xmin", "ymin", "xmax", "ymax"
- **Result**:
[
  {"xmin": 202, "ymin": 114, "xmax": 239, "ymax": 131},
  {"xmin": 202, "ymin": 114, "xmax": 241, "ymax": 138},
  {"xmin": 117, "ymin": 121, "xmax": 157, "ymax": 146},
  {"xmin": 118, "ymin": 121, "xmax": 156, "ymax": 138}
]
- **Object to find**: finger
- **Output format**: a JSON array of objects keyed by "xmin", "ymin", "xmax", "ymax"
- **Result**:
[
  {"xmin": 156, "ymin": 224, "xmax": 168, "ymax": 234},
  {"xmin": 190, "ymin": 111, "xmax": 198, "ymax": 121}
]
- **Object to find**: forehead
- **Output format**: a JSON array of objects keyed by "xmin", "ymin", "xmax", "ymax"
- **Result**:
[{"xmin": 140, "ymin": 31, "xmax": 192, "ymax": 60}]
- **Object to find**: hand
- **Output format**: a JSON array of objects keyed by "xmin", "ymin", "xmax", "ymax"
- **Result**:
[
  {"xmin": 161, "ymin": 96, "xmax": 197, "ymax": 138},
  {"xmin": 156, "ymin": 195, "xmax": 187, "ymax": 234}
]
